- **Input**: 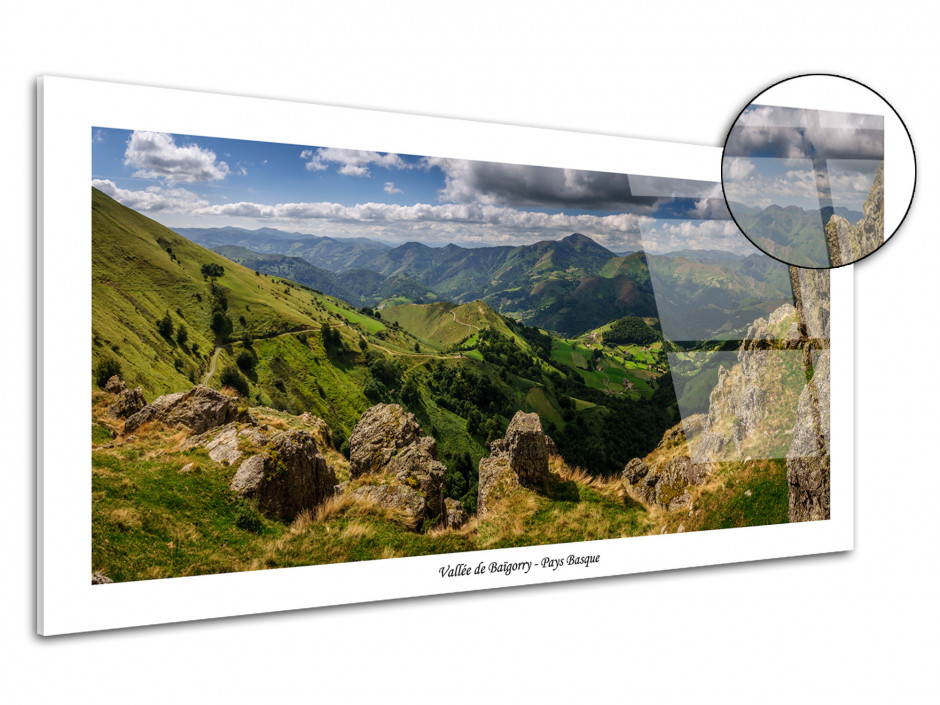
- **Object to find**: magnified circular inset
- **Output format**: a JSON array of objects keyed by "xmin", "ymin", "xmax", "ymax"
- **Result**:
[{"xmin": 721, "ymin": 74, "xmax": 915, "ymax": 268}]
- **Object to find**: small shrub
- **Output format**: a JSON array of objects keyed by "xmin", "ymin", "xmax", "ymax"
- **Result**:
[
  {"xmin": 219, "ymin": 366, "xmax": 249, "ymax": 397},
  {"xmin": 94, "ymin": 357, "xmax": 122, "ymax": 388},
  {"xmin": 156, "ymin": 311, "xmax": 174, "ymax": 339},
  {"xmin": 233, "ymin": 501, "xmax": 263, "ymax": 533},
  {"xmin": 235, "ymin": 350, "xmax": 256, "ymax": 373}
]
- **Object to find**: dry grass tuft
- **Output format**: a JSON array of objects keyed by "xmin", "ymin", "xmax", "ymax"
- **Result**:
[
  {"xmin": 340, "ymin": 521, "xmax": 374, "ymax": 541},
  {"xmin": 109, "ymin": 507, "xmax": 142, "ymax": 529}
]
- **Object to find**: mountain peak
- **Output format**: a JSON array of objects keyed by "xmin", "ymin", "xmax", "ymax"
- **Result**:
[{"xmin": 562, "ymin": 232, "xmax": 597, "ymax": 247}]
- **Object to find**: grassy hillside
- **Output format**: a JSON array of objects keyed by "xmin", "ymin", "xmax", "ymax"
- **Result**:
[
  {"xmin": 91, "ymin": 394, "xmax": 651, "ymax": 582},
  {"xmin": 382, "ymin": 300, "xmax": 513, "ymax": 348},
  {"xmin": 93, "ymin": 187, "xmax": 328, "ymax": 397}
]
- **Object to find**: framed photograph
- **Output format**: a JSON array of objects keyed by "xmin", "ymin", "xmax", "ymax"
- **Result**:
[{"xmin": 38, "ymin": 77, "xmax": 852, "ymax": 635}]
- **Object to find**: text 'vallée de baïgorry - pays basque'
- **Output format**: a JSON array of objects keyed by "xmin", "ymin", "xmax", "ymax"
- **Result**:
[{"xmin": 438, "ymin": 554, "xmax": 600, "ymax": 579}]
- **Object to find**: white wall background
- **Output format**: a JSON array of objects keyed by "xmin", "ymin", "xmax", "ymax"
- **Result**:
[{"xmin": 4, "ymin": 2, "xmax": 937, "ymax": 702}]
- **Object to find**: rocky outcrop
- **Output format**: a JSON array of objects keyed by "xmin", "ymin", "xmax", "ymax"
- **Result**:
[
  {"xmin": 351, "ymin": 484, "xmax": 427, "ymax": 526},
  {"xmin": 230, "ymin": 430, "xmax": 337, "ymax": 521},
  {"xmin": 348, "ymin": 404, "xmax": 423, "ymax": 478},
  {"xmin": 107, "ymin": 386, "xmax": 147, "ymax": 419},
  {"xmin": 91, "ymin": 571, "xmax": 113, "ymax": 585},
  {"xmin": 124, "ymin": 384, "xmax": 252, "ymax": 435},
  {"xmin": 789, "ymin": 267, "xmax": 830, "ymax": 349},
  {"xmin": 694, "ymin": 303, "xmax": 805, "ymax": 464},
  {"xmin": 443, "ymin": 498, "xmax": 470, "ymax": 529},
  {"xmin": 185, "ymin": 422, "xmax": 269, "ymax": 465},
  {"xmin": 825, "ymin": 162, "xmax": 884, "ymax": 266},
  {"xmin": 300, "ymin": 412, "xmax": 332, "ymax": 446},
  {"xmin": 787, "ymin": 349, "xmax": 831, "ymax": 522},
  {"xmin": 344, "ymin": 404, "xmax": 446, "ymax": 524},
  {"xmin": 623, "ymin": 457, "xmax": 650, "ymax": 485},
  {"xmin": 103, "ymin": 375, "xmax": 126, "ymax": 394},
  {"xmin": 622, "ymin": 448, "xmax": 709, "ymax": 511},
  {"xmin": 477, "ymin": 454, "xmax": 516, "ymax": 516},
  {"xmin": 477, "ymin": 412, "xmax": 552, "ymax": 515}
]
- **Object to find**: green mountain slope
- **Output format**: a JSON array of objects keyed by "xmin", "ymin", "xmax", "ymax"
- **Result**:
[{"xmin": 94, "ymin": 188, "xmax": 678, "ymax": 478}]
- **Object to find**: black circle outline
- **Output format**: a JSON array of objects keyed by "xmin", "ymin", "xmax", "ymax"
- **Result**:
[{"xmin": 720, "ymin": 73, "xmax": 916, "ymax": 270}]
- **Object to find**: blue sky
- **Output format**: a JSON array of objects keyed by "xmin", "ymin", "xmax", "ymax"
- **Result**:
[{"xmin": 92, "ymin": 127, "xmax": 749, "ymax": 253}]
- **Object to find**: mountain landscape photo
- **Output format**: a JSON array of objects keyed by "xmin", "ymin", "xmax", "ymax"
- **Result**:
[{"xmin": 89, "ymin": 128, "xmax": 832, "ymax": 584}]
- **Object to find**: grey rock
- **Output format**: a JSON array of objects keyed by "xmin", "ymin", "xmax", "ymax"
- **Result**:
[
  {"xmin": 789, "ymin": 267, "xmax": 831, "ymax": 344},
  {"xmin": 124, "ymin": 385, "xmax": 251, "ymax": 435},
  {"xmin": 622, "ymin": 457, "xmax": 649, "ymax": 485},
  {"xmin": 300, "ymin": 412, "xmax": 333, "ymax": 446},
  {"xmin": 107, "ymin": 386, "xmax": 147, "ymax": 419},
  {"xmin": 544, "ymin": 434, "xmax": 559, "ymax": 457},
  {"xmin": 787, "ymin": 349, "xmax": 831, "ymax": 522},
  {"xmin": 477, "ymin": 455, "xmax": 517, "ymax": 516},
  {"xmin": 230, "ymin": 430, "xmax": 337, "ymax": 521},
  {"xmin": 348, "ymin": 404, "xmax": 422, "ymax": 479},
  {"xmin": 91, "ymin": 571, "xmax": 113, "ymax": 585},
  {"xmin": 477, "ymin": 412, "xmax": 552, "ymax": 515},
  {"xmin": 346, "ymin": 404, "xmax": 446, "ymax": 520},
  {"xmin": 501, "ymin": 411, "xmax": 549, "ymax": 488},
  {"xmin": 351, "ymin": 483, "xmax": 426, "ymax": 527},
  {"xmin": 103, "ymin": 375, "xmax": 126, "ymax": 394},
  {"xmin": 443, "ymin": 498, "xmax": 470, "ymax": 530},
  {"xmin": 825, "ymin": 163, "xmax": 883, "ymax": 266},
  {"xmin": 624, "ymin": 456, "xmax": 706, "ymax": 511},
  {"xmin": 186, "ymin": 422, "xmax": 269, "ymax": 466},
  {"xmin": 385, "ymin": 435, "xmax": 445, "ymax": 518}
]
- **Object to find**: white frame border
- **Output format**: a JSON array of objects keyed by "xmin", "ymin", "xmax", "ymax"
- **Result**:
[{"xmin": 38, "ymin": 76, "xmax": 854, "ymax": 635}]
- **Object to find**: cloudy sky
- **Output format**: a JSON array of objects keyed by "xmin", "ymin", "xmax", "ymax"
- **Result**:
[
  {"xmin": 92, "ymin": 127, "xmax": 747, "ymax": 253},
  {"xmin": 723, "ymin": 104, "xmax": 883, "ymax": 211}
]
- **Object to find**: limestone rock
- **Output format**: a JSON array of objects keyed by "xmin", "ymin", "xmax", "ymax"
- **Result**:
[
  {"xmin": 103, "ymin": 375, "xmax": 126, "ymax": 394},
  {"xmin": 351, "ymin": 483, "xmax": 426, "ymax": 527},
  {"xmin": 477, "ymin": 455, "xmax": 517, "ymax": 516},
  {"xmin": 107, "ymin": 386, "xmax": 147, "ymax": 419},
  {"xmin": 477, "ymin": 412, "xmax": 552, "ymax": 515},
  {"xmin": 124, "ymin": 385, "xmax": 251, "ymax": 435},
  {"xmin": 500, "ymin": 411, "xmax": 549, "ymax": 488},
  {"xmin": 300, "ymin": 412, "xmax": 333, "ymax": 446},
  {"xmin": 348, "ymin": 404, "xmax": 422, "ymax": 478},
  {"xmin": 623, "ymin": 456, "xmax": 704, "ymax": 511},
  {"xmin": 825, "ymin": 162, "xmax": 883, "ymax": 266},
  {"xmin": 790, "ymin": 265, "xmax": 831, "ymax": 344},
  {"xmin": 385, "ymin": 435, "xmax": 445, "ymax": 518},
  {"xmin": 185, "ymin": 422, "xmax": 269, "ymax": 466},
  {"xmin": 787, "ymin": 349, "xmax": 831, "ymax": 522},
  {"xmin": 622, "ymin": 457, "xmax": 649, "ymax": 485},
  {"xmin": 345, "ymin": 404, "xmax": 446, "ymax": 522},
  {"xmin": 91, "ymin": 571, "xmax": 113, "ymax": 585},
  {"xmin": 544, "ymin": 434, "xmax": 559, "ymax": 457},
  {"xmin": 230, "ymin": 430, "xmax": 337, "ymax": 521},
  {"xmin": 443, "ymin": 498, "xmax": 469, "ymax": 529}
]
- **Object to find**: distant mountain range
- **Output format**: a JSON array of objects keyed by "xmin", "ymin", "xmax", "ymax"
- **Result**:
[
  {"xmin": 180, "ymin": 226, "xmax": 794, "ymax": 339},
  {"xmin": 728, "ymin": 202, "xmax": 864, "ymax": 267}
]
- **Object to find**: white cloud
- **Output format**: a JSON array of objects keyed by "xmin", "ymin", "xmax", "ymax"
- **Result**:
[
  {"xmin": 300, "ymin": 147, "xmax": 412, "ymax": 177},
  {"xmin": 724, "ymin": 157, "xmax": 756, "ymax": 180},
  {"xmin": 640, "ymin": 218, "xmax": 748, "ymax": 253},
  {"xmin": 93, "ymin": 128, "xmax": 106, "ymax": 143},
  {"xmin": 92, "ymin": 179, "xmax": 210, "ymax": 212},
  {"xmin": 95, "ymin": 181, "xmax": 747, "ymax": 253},
  {"xmin": 384, "ymin": 181, "xmax": 402, "ymax": 194},
  {"xmin": 123, "ymin": 131, "xmax": 230, "ymax": 184}
]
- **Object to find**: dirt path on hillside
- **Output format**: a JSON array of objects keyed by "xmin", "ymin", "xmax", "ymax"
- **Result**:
[
  {"xmin": 202, "ymin": 347, "xmax": 222, "ymax": 385},
  {"xmin": 449, "ymin": 308, "xmax": 480, "ymax": 334}
]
